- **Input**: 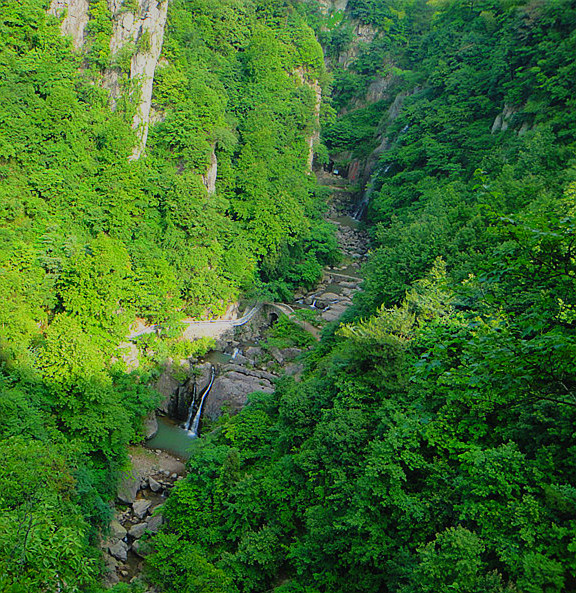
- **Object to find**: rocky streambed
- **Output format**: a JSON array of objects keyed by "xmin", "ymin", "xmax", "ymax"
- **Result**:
[{"xmin": 105, "ymin": 173, "xmax": 367, "ymax": 586}]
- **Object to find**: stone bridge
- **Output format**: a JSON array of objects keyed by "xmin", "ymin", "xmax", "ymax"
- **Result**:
[{"xmin": 128, "ymin": 301, "xmax": 320, "ymax": 342}]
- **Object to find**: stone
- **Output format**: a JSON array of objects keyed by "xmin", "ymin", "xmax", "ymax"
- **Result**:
[
  {"xmin": 171, "ymin": 473, "xmax": 177, "ymax": 479},
  {"xmin": 132, "ymin": 539, "xmax": 152, "ymax": 558},
  {"xmin": 232, "ymin": 353, "xmax": 249, "ymax": 365},
  {"xmin": 117, "ymin": 469, "xmax": 139, "ymax": 504},
  {"xmin": 110, "ymin": 519, "xmax": 127, "ymax": 540},
  {"xmin": 108, "ymin": 540, "xmax": 128, "ymax": 562},
  {"xmin": 322, "ymin": 304, "xmax": 348, "ymax": 322},
  {"xmin": 203, "ymin": 369, "xmax": 274, "ymax": 420},
  {"xmin": 244, "ymin": 346, "xmax": 262, "ymax": 360},
  {"xmin": 128, "ymin": 522, "xmax": 148, "ymax": 539},
  {"xmin": 146, "ymin": 513, "xmax": 163, "ymax": 534},
  {"xmin": 153, "ymin": 370, "xmax": 180, "ymax": 414},
  {"xmin": 132, "ymin": 499, "xmax": 151, "ymax": 519},
  {"xmin": 148, "ymin": 477, "xmax": 161, "ymax": 492},
  {"xmin": 269, "ymin": 347, "xmax": 284, "ymax": 364},
  {"xmin": 278, "ymin": 347, "xmax": 303, "ymax": 361},
  {"xmin": 144, "ymin": 412, "xmax": 158, "ymax": 440}
]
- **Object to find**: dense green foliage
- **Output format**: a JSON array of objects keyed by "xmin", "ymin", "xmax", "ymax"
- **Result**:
[
  {"xmin": 149, "ymin": 1, "xmax": 576, "ymax": 592},
  {"xmin": 0, "ymin": 0, "xmax": 331, "ymax": 589}
]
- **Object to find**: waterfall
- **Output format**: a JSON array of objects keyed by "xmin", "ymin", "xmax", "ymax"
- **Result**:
[
  {"xmin": 187, "ymin": 366, "xmax": 216, "ymax": 438},
  {"xmin": 231, "ymin": 347, "xmax": 239, "ymax": 361},
  {"xmin": 182, "ymin": 383, "xmax": 197, "ymax": 431},
  {"xmin": 352, "ymin": 163, "xmax": 391, "ymax": 220}
]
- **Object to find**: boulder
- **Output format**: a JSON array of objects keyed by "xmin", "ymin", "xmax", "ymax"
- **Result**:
[
  {"xmin": 132, "ymin": 499, "xmax": 151, "ymax": 519},
  {"xmin": 132, "ymin": 539, "xmax": 153, "ymax": 558},
  {"xmin": 128, "ymin": 522, "xmax": 148, "ymax": 539},
  {"xmin": 110, "ymin": 519, "xmax": 127, "ymax": 540},
  {"xmin": 144, "ymin": 412, "xmax": 158, "ymax": 440},
  {"xmin": 108, "ymin": 540, "xmax": 128, "ymax": 562},
  {"xmin": 244, "ymin": 346, "xmax": 262, "ymax": 360},
  {"xmin": 322, "ymin": 304, "xmax": 348, "ymax": 322},
  {"xmin": 269, "ymin": 347, "xmax": 284, "ymax": 364},
  {"xmin": 279, "ymin": 347, "xmax": 303, "ymax": 361},
  {"xmin": 148, "ymin": 477, "xmax": 161, "ymax": 492},
  {"xmin": 117, "ymin": 470, "xmax": 139, "ymax": 504},
  {"xmin": 204, "ymin": 369, "xmax": 274, "ymax": 420},
  {"xmin": 153, "ymin": 370, "xmax": 180, "ymax": 414},
  {"xmin": 232, "ymin": 353, "xmax": 250, "ymax": 365},
  {"xmin": 146, "ymin": 514, "xmax": 163, "ymax": 534}
]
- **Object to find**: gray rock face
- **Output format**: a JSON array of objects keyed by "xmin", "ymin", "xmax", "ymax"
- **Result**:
[
  {"xmin": 48, "ymin": 0, "xmax": 90, "ymax": 49},
  {"xmin": 204, "ymin": 367, "xmax": 275, "ymax": 419},
  {"xmin": 202, "ymin": 145, "xmax": 218, "ymax": 194},
  {"xmin": 128, "ymin": 522, "xmax": 148, "ymax": 539},
  {"xmin": 117, "ymin": 470, "xmax": 139, "ymax": 504},
  {"xmin": 154, "ymin": 371, "xmax": 180, "ymax": 414},
  {"xmin": 108, "ymin": 540, "xmax": 128, "ymax": 562},
  {"xmin": 144, "ymin": 412, "xmax": 158, "ymax": 440},
  {"xmin": 133, "ymin": 499, "xmax": 151, "ymax": 519}
]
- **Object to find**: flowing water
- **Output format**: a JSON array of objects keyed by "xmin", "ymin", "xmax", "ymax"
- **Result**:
[
  {"xmin": 203, "ymin": 350, "xmax": 233, "ymax": 364},
  {"xmin": 187, "ymin": 366, "xmax": 215, "ymax": 437}
]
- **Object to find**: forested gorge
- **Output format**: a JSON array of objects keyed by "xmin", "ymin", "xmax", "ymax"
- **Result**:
[{"xmin": 1, "ymin": 0, "xmax": 576, "ymax": 592}]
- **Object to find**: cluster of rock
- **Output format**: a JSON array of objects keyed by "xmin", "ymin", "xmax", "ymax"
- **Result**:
[
  {"xmin": 104, "ymin": 462, "xmax": 184, "ymax": 586},
  {"xmin": 334, "ymin": 221, "xmax": 369, "ymax": 259},
  {"xmin": 303, "ymin": 276, "xmax": 360, "ymax": 323}
]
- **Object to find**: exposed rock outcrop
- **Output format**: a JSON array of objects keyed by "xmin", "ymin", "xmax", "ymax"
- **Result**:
[
  {"xmin": 202, "ymin": 145, "xmax": 218, "ymax": 194},
  {"xmin": 102, "ymin": 0, "xmax": 169, "ymax": 159},
  {"xmin": 48, "ymin": 0, "xmax": 90, "ymax": 49},
  {"xmin": 292, "ymin": 67, "xmax": 322, "ymax": 173},
  {"xmin": 491, "ymin": 104, "xmax": 518, "ymax": 133},
  {"xmin": 204, "ymin": 365, "xmax": 276, "ymax": 419}
]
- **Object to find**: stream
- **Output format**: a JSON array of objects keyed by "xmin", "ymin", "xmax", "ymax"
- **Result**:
[{"xmin": 144, "ymin": 172, "xmax": 367, "ymax": 458}]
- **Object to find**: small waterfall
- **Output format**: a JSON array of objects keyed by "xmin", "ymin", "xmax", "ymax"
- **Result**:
[
  {"xmin": 311, "ymin": 299, "xmax": 317, "ymax": 308},
  {"xmin": 187, "ymin": 366, "xmax": 215, "ymax": 438},
  {"xmin": 352, "ymin": 163, "xmax": 391, "ymax": 220},
  {"xmin": 231, "ymin": 347, "xmax": 239, "ymax": 361},
  {"xmin": 182, "ymin": 383, "xmax": 197, "ymax": 431}
]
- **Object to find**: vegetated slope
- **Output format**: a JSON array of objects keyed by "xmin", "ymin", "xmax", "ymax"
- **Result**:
[
  {"xmin": 0, "ymin": 0, "xmax": 336, "ymax": 590},
  {"xmin": 149, "ymin": 2, "xmax": 576, "ymax": 592}
]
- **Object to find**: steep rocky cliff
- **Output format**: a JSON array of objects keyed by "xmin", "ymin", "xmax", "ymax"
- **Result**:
[
  {"xmin": 49, "ymin": 0, "xmax": 168, "ymax": 160},
  {"xmin": 49, "ymin": 0, "xmax": 90, "ymax": 48}
]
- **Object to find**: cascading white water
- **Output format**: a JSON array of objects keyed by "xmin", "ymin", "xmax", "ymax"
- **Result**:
[
  {"xmin": 352, "ymin": 163, "xmax": 392, "ymax": 220},
  {"xmin": 182, "ymin": 383, "xmax": 197, "ymax": 431},
  {"xmin": 187, "ymin": 366, "xmax": 215, "ymax": 438}
]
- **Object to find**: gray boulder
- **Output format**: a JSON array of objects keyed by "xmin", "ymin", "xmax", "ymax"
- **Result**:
[
  {"xmin": 117, "ymin": 470, "xmax": 139, "ymax": 504},
  {"xmin": 132, "ymin": 499, "xmax": 151, "ymax": 519},
  {"xmin": 108, "ymin": 540, "xmax": 128, "ymax": 562},
  {"xmin": 109, "ymin": 519, "xmax": 127, "ymax": 540},
  {"xmin": 146, "ymin": 514, "xmax": 163, "ymax": 534},
  {"xmin": 204, "ymin": 368, "xmax": 274, "ymax": 420},
  {"xmin": 128, "ymin": 522, "xmax": 148, "ymax": 539},
  {"xmin": 148, "ymin": 477, "xmax": 161, "ymax": 492},
  {"xmin": 144, "ymin": 412, "xmax": 158, "ymax": 440},
  {"xmin": 132, "ymin": 539, "xmax": 152, "ymax": 558}
]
